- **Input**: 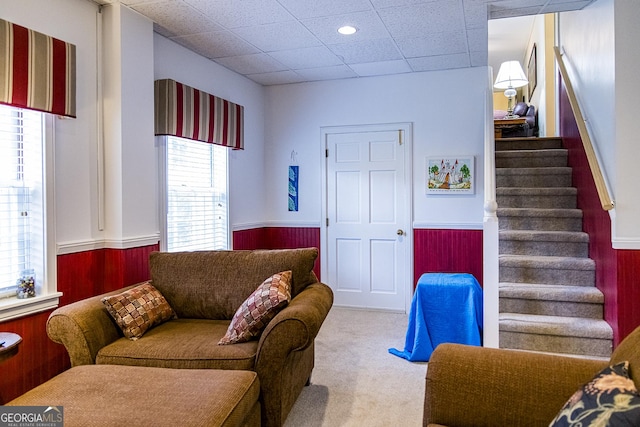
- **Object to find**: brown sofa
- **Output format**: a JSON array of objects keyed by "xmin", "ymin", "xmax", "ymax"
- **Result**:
[
  {"xmin": 424, "ymin": 324, "xmax": 640, "ymax": 426},
  {"xmin": 47, "ymin": 248, "xmax": 333, "ymax": 427}
]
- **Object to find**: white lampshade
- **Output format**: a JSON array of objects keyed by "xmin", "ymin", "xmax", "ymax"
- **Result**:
[{"xmin": 494, "ymin": 61, "xmax": 528, "ymax": 89}]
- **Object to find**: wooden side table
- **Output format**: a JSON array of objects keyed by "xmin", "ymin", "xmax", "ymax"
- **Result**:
[
  {"xmin": 0, "ymin": 332, "xmax": 22, "ymax": 362},
  {"xmin": 494, "ymin": 117, "xmax": 527, "ymax": 138}
]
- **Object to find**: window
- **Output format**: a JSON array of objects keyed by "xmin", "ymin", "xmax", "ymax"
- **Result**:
[
  {"xmin": 0, "ymin": 104, "xmax": 59, "ymax": 320},
  {"xmin": 161, "ymin": 136, "xmax": 229, "ymax": 252}
]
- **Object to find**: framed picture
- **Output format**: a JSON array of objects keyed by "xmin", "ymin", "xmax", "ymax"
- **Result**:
[
  {"xmin": 426, "ymin": 156, "xmax": 474, "ymax": 194},
  {"xmin": 528, "ymin": 44, "xmax": 537, "ymax": 100}
]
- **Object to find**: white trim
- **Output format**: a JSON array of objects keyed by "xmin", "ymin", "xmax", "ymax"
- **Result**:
[
  {"xmin": 413, "ymin": 222, "xmax": 483, "ymax": 230},
  {"xmin": 231, "ymin": 222, "xmax": 267, "ymax": 231},
  {"xmin": 0, "ymin": 292, "xmax": 62, "ymax": 322},
  {"xmin": 612, "ymin": 238, "xmax": 640, "ymax": 250},
  {"xmin": 231, "ymin": 221, "xmax": 322, "ymax": 231},
  {"xmin": 56, "ymin": 234, "xmax": 160, "ymax": 255}
]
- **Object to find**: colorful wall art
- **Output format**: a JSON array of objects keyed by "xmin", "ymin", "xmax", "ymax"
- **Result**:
[
  {"xmin": 426, "ymin": 156, "xmax": 474, "ymax": 194},
  {"xmin": 288, "ymin": 165, "xmax": 299, "ymax": 211}
]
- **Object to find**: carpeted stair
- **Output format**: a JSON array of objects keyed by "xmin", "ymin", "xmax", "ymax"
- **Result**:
[{"xmin": 495, "ymin": 137, "xmax": 613, "ymax": 358}]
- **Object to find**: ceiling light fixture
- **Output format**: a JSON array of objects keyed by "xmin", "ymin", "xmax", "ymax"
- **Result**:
[{"xmin": 338, "ymin": 25, "xmax": 357, "ymax": 35}]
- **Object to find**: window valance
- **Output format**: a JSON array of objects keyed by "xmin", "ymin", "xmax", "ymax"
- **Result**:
[
  {"xmin": 154, "ymin": 79, "xmax": 244, "ymax": 150},
  {"xmin": 0, "ymin": 18, "xmax": 76, "ymax": 118}
]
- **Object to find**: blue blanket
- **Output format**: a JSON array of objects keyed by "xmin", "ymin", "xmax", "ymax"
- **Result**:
[{"xmin": 389, "ymin": 273, "xmax": 483, "ymax": 362}]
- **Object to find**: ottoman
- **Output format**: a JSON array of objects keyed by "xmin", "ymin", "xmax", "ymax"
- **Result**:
[{"xmin": 5, "ymin": 365, "xmax": 260, "ymax": 427}]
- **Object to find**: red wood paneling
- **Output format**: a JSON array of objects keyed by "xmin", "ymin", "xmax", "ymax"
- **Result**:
[
  {"xmin": 233, "ymin": 227, "xmax": 321, "ymax": 280},
  {"xmin": 0, "ymin": 244, "xmax": 157, "ymax": 403},
  {"xmin": 413, "ymin": 228, "xmax": 483, "ymax": 288},
  {"xmin": 559, "ymin": 75, "xmax": 640, "ymax": 345}
]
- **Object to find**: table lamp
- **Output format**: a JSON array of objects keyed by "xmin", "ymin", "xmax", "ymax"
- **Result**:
[{"xmin": 494, "ymin": 60, "xmax": 528, "ymax": 118}]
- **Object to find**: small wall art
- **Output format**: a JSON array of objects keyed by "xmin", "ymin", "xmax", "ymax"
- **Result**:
[
  {"xmin": 288, "ymin": 165, "xmax": 299, "ymax": 211},
  {"xmin": 426, "ymin": 156, "xmax": 474, "ymax": 194}
]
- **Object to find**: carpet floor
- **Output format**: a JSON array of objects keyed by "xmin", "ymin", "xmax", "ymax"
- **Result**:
[{"xmin": 284, "ymin": 307, "xmax": 427, "ymax": 427}]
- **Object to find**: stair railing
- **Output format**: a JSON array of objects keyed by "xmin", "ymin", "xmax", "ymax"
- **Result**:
[
  {"xmin": 483, "ymin": 68, "xmax": 499, "ymax": 348},
  {"xmin": 554, "ymin": 46, "xmax": 614, "ymax": 211}
]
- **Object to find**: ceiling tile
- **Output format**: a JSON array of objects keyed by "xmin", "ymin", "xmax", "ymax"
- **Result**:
[
  {"xmin": 470, "ymin": 50, "xmax": 488, "ymax": 66},
  {"xmin": 463, "ymin": 1, "xmax": 489, "ymax": 29},
  {"xmin": 247, "ymin": 70, "xmax": 307, "ymax": 86},
  {"xmin": 276, "ymin": 0, "xmax": 373, "ymax": 20},
  {"xmin": 171, "ymin": 31, "xmax": 260, "ymax": 59},
  {"xmin": 396, "ymin": 31, "xmax": 467, "ymax": 58},
  {"xmin": 232, "ymin": 21, "xmax": 322, "ymax": 52},
  {"xmin": 349, "ymin": 59, "xmax": 412, "ymax": 77},
  {"xmin": 215, "ymin": 53, "xmax": 288, "ymax": 75},
  {"xmin": 131, "ymin": 0, "xmax": 223, "ymax": 37},
  {"xmin": 268, "ymin": 46, "xmax": 343, "ymax": 69},
  {"xmin": 199, "ymin": 0, "xmax": 293, "ymax": 29},
  {"xmin": 408, "ymin": 53, "xmax": 470, "ymax": 71},
  {"xmin": 369, "ymin": 0, "xmax": 432, "ymax": 9},
  {"xmin": 466, "ymin": 28, "xmax": 487, "ymax": 52},
  {"xmin": 295, "ymin": 65, "xmax": 358, "ymax": 81},
  {"xmin": 540, "ymin": 1, "xmax": 594, "ymax": 14},
  {"xmin": 328, "ymin": 38, "xmax": 402, "ymax": 64},
  {"xmin": 302, "ymin": 11, "xmax": 390, "ymax": 45},
  {"xmin": 378, "ymin": 0, "xmax": 463, "ymax": 39}
]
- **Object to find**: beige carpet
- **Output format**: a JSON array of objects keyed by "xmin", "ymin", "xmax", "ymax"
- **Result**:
[{"xmin": 284, "ymin": 307, "xmax": 427, "ymax": 427}]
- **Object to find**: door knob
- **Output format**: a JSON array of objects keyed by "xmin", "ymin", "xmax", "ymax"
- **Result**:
[{"xmin": 397, "ymin": 229, "xmax": 405, "ymax": 236}]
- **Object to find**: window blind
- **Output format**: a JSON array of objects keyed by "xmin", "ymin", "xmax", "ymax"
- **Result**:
[
  {"xmin": 0, "ymin": 104, "xmax": 44, "ymax": 298},
  {"xmin": 166, "ymin": 136, "xmax": 228, "ymax": 252}
]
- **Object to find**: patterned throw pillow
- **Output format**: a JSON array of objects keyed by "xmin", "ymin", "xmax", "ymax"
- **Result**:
[
  {"xmin": 218, "ymin": 271, "xmax": 292, "ymax": 345},
  {"xmin": 549, "ymin": 361, "xmax": 640, "ymax": 426},
  {"xmin": 102, "ymin": 282, "xmax": 176, "ymax": 340}
]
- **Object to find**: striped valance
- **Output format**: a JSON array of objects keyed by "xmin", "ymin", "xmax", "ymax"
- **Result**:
[
  {"xmin": 0, "ymin": 19, "xmax": 76, "ymax": 118},
  {"xmin": 154, "ymin": 79, "xmax": 244, "ymax": 150}
]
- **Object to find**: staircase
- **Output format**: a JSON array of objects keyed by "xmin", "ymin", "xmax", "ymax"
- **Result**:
[{"xmin": 495, "ymin": 137, "xmax": 613, "ymax": 359}]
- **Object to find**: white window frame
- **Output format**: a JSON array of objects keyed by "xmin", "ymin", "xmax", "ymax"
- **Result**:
[
  {"xmin": 158, "ymin": 135, "xmax": 230, "ymax": 252},
  {"xmin": 0, "ymin": 107, "xmax": 60, "ymax": 322}
]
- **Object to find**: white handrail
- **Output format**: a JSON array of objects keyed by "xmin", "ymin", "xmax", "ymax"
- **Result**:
[{"xmin": 554, "ymin": 47, "xmax": 614, "ymax": 211}]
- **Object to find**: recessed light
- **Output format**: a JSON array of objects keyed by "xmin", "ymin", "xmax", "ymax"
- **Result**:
[{"xmin": 338, "ymin": 25, "xmax": 357, "ymax": 35}]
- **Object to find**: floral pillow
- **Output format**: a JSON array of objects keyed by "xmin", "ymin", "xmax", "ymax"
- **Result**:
[
  {"xmin": 218, "ymin": 271, "xmax": 292, "ymax": 345},
  {"xmin": 549, "ymin": 361, "xmax": 640, "ymax": 426},
  {"xmin": 102, "ymin": 282, "xmax": 176, "ymax": 340}
]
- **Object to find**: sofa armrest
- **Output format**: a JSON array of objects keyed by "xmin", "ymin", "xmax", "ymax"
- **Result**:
[
  {"xmin": 256, "ymin": 282, "xmax": 333, "ymax": 362},
  {"xmin": 46, "ymin": 285, "xmax": 136, "ymax": 366},
  {"xmin": 424, "ymin": 343, "xmax": 607, "ymax": 427}
]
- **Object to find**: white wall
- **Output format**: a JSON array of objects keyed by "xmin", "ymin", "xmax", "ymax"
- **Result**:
[
  {"xmin": 264, "ymin": 67, "xmax": 489, "ymax": 229},
  {"xmin": 0, "ymin": 0, "xmax": 102, "ymax": 248},
  {"xmin": 153, "ymin": 35, "xmax": 267, "ymax": 230},
  {"xmin": 560, "ymin": 0, "xmax": 640, "ymax": 248}
]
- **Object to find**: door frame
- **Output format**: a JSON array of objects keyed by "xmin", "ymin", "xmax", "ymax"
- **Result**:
[{"xmin": 320, "ymin": 122, "xmax": 414, "ymax": 313}]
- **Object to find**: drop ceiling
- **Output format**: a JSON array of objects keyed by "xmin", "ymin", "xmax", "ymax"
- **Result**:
[{"xmin": 93, "ymin": 0, "xmax": 596, "ymax": 86}]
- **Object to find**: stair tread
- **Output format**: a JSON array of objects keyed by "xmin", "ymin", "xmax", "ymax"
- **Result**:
[
  {"xmin": 497, "ymin": 187, "xmax": 577, "ymax": 195},
  {"xmin": 496, "ymin": 167, "xmax": 572, "ymax": 175},
  {"xmin": 499, "ymin": 254, "xmax": 595, "ymax": 269},
  {"xmin": 499, "ymin": 313, "xmax": 613, "ymax": 339},
  {"xmin": 497, "ymin": 208, "xmax": 582, "ymax": 218},
  {"xmin": 499, "ymin": 283, "xmax": 603, "ymax": 302},
  {"xmin": 499, "ymin": 230, "xmax": 589, "ymax": 242},
  {"xmin": 495, "ymin": 149, "xmax": 567, "ymax": 157}
]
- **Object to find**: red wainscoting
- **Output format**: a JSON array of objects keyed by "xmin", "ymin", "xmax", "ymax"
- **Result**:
[
  {"xmin": 559, "ymin": 75, "xmax": 640, "ymax": 345},
  {"xmin": 413, "ymin": 228, "xmax": 483, "ymax": 288},
  {"xmin": 0, "ymin": 243, "xmax": 158, "ymax": 404},
  {"xmin": 233, "ymin": 227, "xmax": 321, "ymax": 280}
]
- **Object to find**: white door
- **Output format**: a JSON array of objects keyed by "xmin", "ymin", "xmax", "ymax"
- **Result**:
[{"xmin": 325, "ymin": 127, "xmax": 410, "ymax": 311}]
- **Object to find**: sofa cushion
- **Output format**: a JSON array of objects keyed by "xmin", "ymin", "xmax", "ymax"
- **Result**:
[
  {"xmin": 219, "ymin": 271, "xmax": 292, "ymax": 345},
  {"xmin": 512, "ymin": 102, "xmax": 528, "ymax": 116},
  {"xmin": 549, "ymin": 361, "xmax": 640, "ymax": 426},
  {"xmin": 96, "ymin": 318, "xmax": 258, "ymax": 370},
  {"xmin": 149, "ymin": 248, "xmax": 318, "ymax": 319},
  {"xmin": 101, "ymin": 282, "xmax": 176, "ymax": 340}
]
